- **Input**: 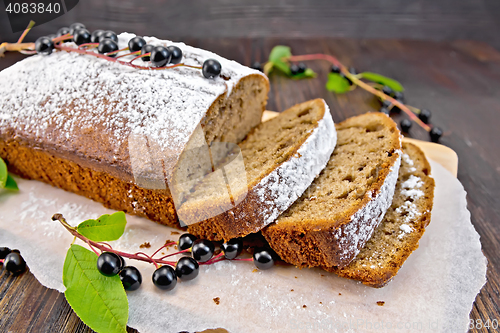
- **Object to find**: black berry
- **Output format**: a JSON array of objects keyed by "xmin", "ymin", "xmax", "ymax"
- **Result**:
[
  {"xmin": 331, "ymin": 65, "xmax": 340, "ymax": 73},
  {"xmin": 430, "ymin": 127, "xmax": 443, "ymax": 142},
  {"xmin": 97, "ymin": 252, "xmax": 124, "ymax": 276},
  {"xmin": 57, "ymin": 27, "xmax": 71, "ymax": 41},
  {"xmin": 382, "ymin": 86, "xmax": 393, "ymax": 96},
  {"xmin": 91, "ymin": 29, "xmax": 105, "ymax": 43},
  {"xmin": 98, "ymin": 39, "xmax": 119, "ymax": 57},
  {"xmin": 69, "ymin": 22, "xmax": 86, "ymax": 35},
  {"xmin": 253, "ymin": 248, "xmax": 274, "ymax": 270},
  {"xmin": 348, "ymin": 67, "xmax": 357, "ymax": 75},
  {"xmin": 150, "ymin": 46, "xmax": 171, "ymax": 67},
  {"xmin": 297, "ymin": 62, "xmax": 307, "ymax": 74},
  {"xmin": 35, "ymin": 37, "xmax": 55, "ymax": 55},
  {"xmin": 140, "ymin": 44, "xmax": 154, "ymax": 61},
  {"xmin": 191, "ymin": 239, "xmax": 215, "ymax": 262},
  {"xmin": 72, "ymin": 28, "xmax": 91, "ymax": 46},
  {"xmin": 167, "ymin": 46, "xmax": 183, "ymax": 64},
  {"xmin": 202, "ymin": 59, "xmax": 222, "ymax": 79},
  {"xmin": 393, "ymin": 91, "xmax": 405, "ymax": 103},
  {"xmin": 101, "ymin": 31, "xmax": 118, "ymax": 43},
  {"xmin": 178, "ymin": 233, "xmax": 197, "ymax": 251},
  {"xmin": 381, "ymin": 99, "xmax": 392, "ymax": 108},
  {"xmin": 120, "ymin": 266, "xmax": 142, "ymax": 291},
  {"xmin": 152, "ymin": 265, "xmax": 177, "ymax": 290},
  {"xmin": 11, "ymin": 249, "xmax": 20, "ymax": 254},
  {"xmin": 419, "ymin": 109, "xmax": 432, "ymax": 124},
  {"xmin": 340, "ymin": 73, "xmax": 352, "ymax": 85},
  {"xmin": 290, "ymin": 64, "xmax": 299, "ymax": 75},
  {"xmin": 400, "ymin": 119, "xmax": 412, "ymax": 133},
  {"xmin": 128, "ymin": 36, "xmax": 146, "ymax": 52},
  {"xmin": 221, "ymin": 238, "xmax": 243, "ymax": 260},
  {"xmin": 251, "ymin": 61, "xmax": 262, "ymax": 72},
  {"xmin": 0, "ymin": 247, "xmax": 11, "ymax": 259},
  {"xmin": 4, "ymin": 252, "xmax": 26, "ymax": 274},
  {"xmin": 379, "ymin": 107, "xmax": 390, "ymax": 115},
  {"xmin": 175, "ymin": 257, "xmax": 199, "ymax": 281}
]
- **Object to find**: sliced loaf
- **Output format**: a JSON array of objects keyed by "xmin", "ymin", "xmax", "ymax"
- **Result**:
[
  {"xmin": 262, "ymin": 112, "xmax": 402, "ymax": 268},
  {"xmin": 326, "ymin": 142, "xmax": 435, "ymax": 287},
  {"xmin": 0, "ymin": 33, "xmax": 269, "ymax": 229},
  {"xmin": 187, "ymin": 99, "xmax": 337, "ymax": 241}
]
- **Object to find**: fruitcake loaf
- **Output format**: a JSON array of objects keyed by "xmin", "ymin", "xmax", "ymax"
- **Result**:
[
  {"xmin": 262, "ymin": 112, "xmax": 402, "ymax": 268},
  {"xmin": 326, "ymin": 141, "xmax": 435, "ymax": 287},
  {"xmin": 187, "ymin": 99, "xmax": 337, "ymax": 241},
  {"xmin": 0, "ymin": 33, "xmax": 269, "ymax": 228}
]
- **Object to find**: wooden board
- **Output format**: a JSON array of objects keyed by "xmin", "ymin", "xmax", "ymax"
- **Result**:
[{"xmin": 1, "ymin": 37, "xmax": 499, "ymax": 332}]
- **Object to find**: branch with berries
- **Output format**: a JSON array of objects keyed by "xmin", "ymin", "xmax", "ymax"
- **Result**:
[
  {"xmin": 254, "ymin": 46, "xmax": 444, "ymax": 142},
  {"xmin": 0, "ymin": 21, "xmax": 223, "ymax": 79}
]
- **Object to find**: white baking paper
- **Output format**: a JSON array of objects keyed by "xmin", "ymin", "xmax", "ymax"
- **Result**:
[{"xmin": 0, "ymin": 160, "xmax": 487, "ymax": 333}]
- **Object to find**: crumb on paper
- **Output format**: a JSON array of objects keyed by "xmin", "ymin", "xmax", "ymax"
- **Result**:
[
  {"xmin": 319, "ymin": 302, "xmax": 323, "ymax": 304},
  {"xmin": 213, "ymin": 297, "xmax": 220, "ymax": 305},
  {"xmin": 290, "ymin": 289, "xmax": 294, "ymax": 292},
  {"xmin": 165, "ymin": 239, "xmax": 176, "ymax": 246},
  {"xmin": 139, "ymin": 242, "xmax": 151, "ymax": 249},
  {"xmin": 294, "ymin": 276, "xmax": 298, "ymax": 279},
  {"xmin": 252, "ymin": 268, "xmax": 258, "ymax": 273},
  {"xmin": 171, "ymin": 231, "xmax": 180, "ymax": 235},
  {"xmin": 377, "ymin": 301, "xmax": 385, "ymax": 306},
  {"xmin": 339, "ymin": 293, "xmax": 342, "ymax": 296},
  {"xmin": 320, "ymin": 274, "xmax": 325, "ymax": 277},
  {"xmin": 302, "ymin": 305, "xmax": 307, "ymax": 308}
]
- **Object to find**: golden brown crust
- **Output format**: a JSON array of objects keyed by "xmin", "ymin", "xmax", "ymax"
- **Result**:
[
  {"xmin": 262, "ymin": 113, "xmax": 402, "ymax": 268},
  {"xmin": 187, "ymin": 99, "xmax": 333, "ymax": 241},
  {"xmin": 325, "ymin": 142, "xmax": 435, "ymax": 287},
  {"xmin": 0, "ymin": 140, "xmax": 183, "ymax": 228}
]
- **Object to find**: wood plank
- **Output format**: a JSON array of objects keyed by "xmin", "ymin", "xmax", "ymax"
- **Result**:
[{"xmin": 1, "ymin": 37, "xmax": 499, "ymax": 332}]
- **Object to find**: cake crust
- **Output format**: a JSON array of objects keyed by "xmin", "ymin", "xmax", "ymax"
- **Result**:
[
  {"xmin": 326, "ymin": 142, "xmax": 435, "ymax": 287},
  {"xmin": 187, "ymin": 99, "xmax": 337, "ymax": 241},
  {"xmin": 262, "ymin": 113, "xmax": 402, "ymax": 268}
]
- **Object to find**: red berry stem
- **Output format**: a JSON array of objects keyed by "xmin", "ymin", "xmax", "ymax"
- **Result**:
[
  {"xmin": 116, "ymin": 50, "xmax": 140, "ymax": 59},
  {"xmin": 129, "ymin": 52, "xmax": 149, "ymax": 63},
  {"xmin": 78, "ymin": 43, "xmax": 99, "ymax": 49},
  {"xmin": 232, "ymin": 258, "xmax": 253, "ymax": 262},
  {"xmin": 17, "ymin": 20, "xmax": 35, "ymax": 44},
  {"xmin": 0, "ymin": 259, "xmax": 4, "ymax": 264},
  {"xmin": 158, "ymin": 248, "xmax": 191, "ymax": 260},
  {"xmin": 286, "ymin": 54, "xmax": 432, "ymax": 132},
  {"xmin": 105, "ymin": 47, "xmax": 129, "ymax": 56},
  {"xmin": 52, "ymin": 213, "xmax": 177, "ymax": 267}
]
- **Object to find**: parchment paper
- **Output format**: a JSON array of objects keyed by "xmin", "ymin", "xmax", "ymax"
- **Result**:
[{"xmin": 0, "ymin": 160, "xmax": 487, "ymax": 333}]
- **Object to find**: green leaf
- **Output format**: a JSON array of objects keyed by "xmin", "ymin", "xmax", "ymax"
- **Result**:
[
  {"xmin": 291, "ymin": 68, "xmax": 317, "ymax": 80},
  {"xmin": 63, "ymin": 244, "xmax": 128, "ymax": 333},
  {"xmin": 359, "ymin": 72, "xmax": 404, "ymax": 92},
  {"xmin": 325, "ymin": 73, "xmax": 351, "ymax": 93},
  {"xmin": 268, "ymin": 45, "xmax": 292, "ymax": 75},
  {"xmin": 4, "ymin": 175, "xmax": 19, "ymax": 191},
  {"xmin": 0, "ymin": 158, "xmax": 7, "ymax": 188},
  {"xmin": 77, "ymin": 211, "xmax": 127, "ymax": 242}
]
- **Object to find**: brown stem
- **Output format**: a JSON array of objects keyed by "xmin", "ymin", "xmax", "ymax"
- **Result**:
[
  {"xmin": 52, "ymin": 214, "xmax": 176, "ymax": 267},
  {"xmin": 287, "ymin": 54, "xmax": 432, "ymax": 132}
]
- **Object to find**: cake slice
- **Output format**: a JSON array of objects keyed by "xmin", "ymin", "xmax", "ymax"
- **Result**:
[
  {"xmin": 0, "ymin": 32, "xmax": 269, "ymax": 229},
  {"xmin": 262, "ymin": 112, "xmax": 402, "ymax": 268},
  {"xmin": 187, "ymin": 99, "xmax": 337, "ymax": 241},
  {"xmin": 326, "ymin": 142, "xmax": 435, "ymax": 287}
]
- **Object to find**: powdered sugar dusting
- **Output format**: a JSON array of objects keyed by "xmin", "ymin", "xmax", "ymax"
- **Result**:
[
  {"xmin": 332, "ymin": 153, "xmax": 402, "ymax": 265},
  {"xmin": 255, "ymin": 101, "xmax": 337, "ymax": 226},
  {"xmin": 0, "ymin": 33, "xmax": 264, "ymax": 177}
]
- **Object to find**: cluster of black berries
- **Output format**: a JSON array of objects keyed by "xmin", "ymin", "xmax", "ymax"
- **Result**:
[
  {"xmin": 0, "ymin": 247, "xmax": 27, "ymax": 275},
  {"xmin": 97, "ymin": 233, "xmax": 275, "ymax": 292},
  {"xmin": 34, "ymin": 22, "xmax": 222, "ymax": 79}
]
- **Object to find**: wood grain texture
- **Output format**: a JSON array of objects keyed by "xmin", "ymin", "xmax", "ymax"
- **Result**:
[
  {"xmin": 1, "ymin": 0, "xmax": 500, "ymax": 50},
  {"xmin": 1, "ymin": 37, "xmax": 499, "ymax": 332}
]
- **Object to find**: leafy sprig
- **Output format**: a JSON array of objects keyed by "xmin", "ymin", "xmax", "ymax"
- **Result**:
[
  {"xmin": 264, "ymin": 46, "xmax": 442, "ymax": 138},
  {"xmin": 0, "ymin": 157, "xmax": 19, "ymax": 191}
]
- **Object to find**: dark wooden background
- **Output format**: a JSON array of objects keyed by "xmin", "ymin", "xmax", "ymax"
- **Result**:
[{"xmin": 1, "ymin": 1, "xmax": 500, "ymax": 333}]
